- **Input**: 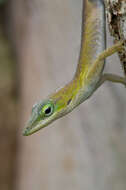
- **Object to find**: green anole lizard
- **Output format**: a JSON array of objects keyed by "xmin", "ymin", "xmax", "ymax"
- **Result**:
[{"xmin": 23, "ymin": 0, "xmax": 126, "ymax": 136}]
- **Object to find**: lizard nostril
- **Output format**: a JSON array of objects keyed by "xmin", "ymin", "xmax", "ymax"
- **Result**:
[
  {"xmin": 67, "ymin": 99, "xmax": 72, "ymax": 105},
  {"xmin": 22, "ymin": 128, "xmax": 29, "ymax": 136}
]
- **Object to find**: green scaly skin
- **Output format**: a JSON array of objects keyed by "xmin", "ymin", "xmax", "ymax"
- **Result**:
[{"xmin": 23, "ymin": 0, "xmax": 124, "ymax": 136}]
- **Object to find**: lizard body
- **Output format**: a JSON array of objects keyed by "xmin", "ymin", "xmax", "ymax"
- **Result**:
[{"xmin": 23, "ymin": 0, "xmax": 125, "ymax": 136}]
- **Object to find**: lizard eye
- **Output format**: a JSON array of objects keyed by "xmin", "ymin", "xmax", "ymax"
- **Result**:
[{"xmin": 41, "ymin": 102, "xmax": 54, "ymax": 117}]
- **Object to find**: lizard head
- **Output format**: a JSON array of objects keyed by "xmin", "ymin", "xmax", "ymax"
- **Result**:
[
  {"xmin": 22, "ymin": 99, "xmax": 59, "ymax": 136},
  {"xmin": 22, "ymin": 83, "xmax": 75, "ymax": 136}
]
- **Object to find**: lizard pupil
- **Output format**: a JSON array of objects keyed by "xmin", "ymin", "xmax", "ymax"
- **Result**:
[{"xmin": 45, "ymin": 107, "xmax": 51, "ymax": 115}]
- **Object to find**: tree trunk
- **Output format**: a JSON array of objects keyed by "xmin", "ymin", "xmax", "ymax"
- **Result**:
[
  {"xmin": 10, "ymin": 0, "xmax": 126, "ymax": 190},
  {"xmin": 106, "ymin": 0, "xmax": 126, "ymax": 75}
]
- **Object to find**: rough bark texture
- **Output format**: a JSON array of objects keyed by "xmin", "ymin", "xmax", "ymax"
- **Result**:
[
  {"xmin": 106, "ymin": 0, "xmax": 126, "ymax": 75},
  {"xmin": 8, "ymin": 0, "xmax": 126, "ymax": 190}
]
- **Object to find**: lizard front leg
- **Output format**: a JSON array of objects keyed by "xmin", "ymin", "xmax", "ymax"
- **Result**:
[
  {"xmin": 87, "ymin": 41, "xmax": 124, "ymax": 78},
  {"xmin": 97, "ymin": 73, "xmax": 126, "ymax": 89},
  {"xmin": 87, "ymin": 41, "xmax": 126, "ymax": 88}
]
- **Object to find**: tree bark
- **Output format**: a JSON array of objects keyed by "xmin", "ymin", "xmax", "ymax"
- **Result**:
[{"xmin": 106, "ymin": 0, "xmax": 126, "ymax": 75}]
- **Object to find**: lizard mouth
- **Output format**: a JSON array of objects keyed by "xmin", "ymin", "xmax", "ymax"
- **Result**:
[
  {"xmin": 22, "ymin": 120, "xmax": 48, "ymax": 136},
  {"xmin": 22, "ymin": 114, "xmax": 57, "ymax": 136}
]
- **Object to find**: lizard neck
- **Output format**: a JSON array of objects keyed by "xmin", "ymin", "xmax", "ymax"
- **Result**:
[
  {"xmin": 50, "ymin": 76, "xmax": 95, "ymax": 116},
  {"xmin": 50, "ymin": 0, "xmax": 106, "ymax": 113}
]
